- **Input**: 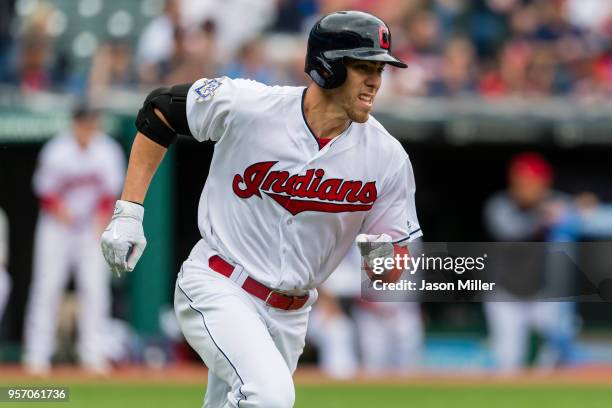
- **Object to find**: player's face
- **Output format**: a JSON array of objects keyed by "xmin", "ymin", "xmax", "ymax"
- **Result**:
[
  {"xmin": 509, "ymin": 175, "xmax": 551, "ymax": 208},
  {"xmin": 73, "ymin": 116, "xmax": 99, "ymax": 148},
  {"xmin": 337, "ymin": 59, "xmax": 385, "ymax": 123}
]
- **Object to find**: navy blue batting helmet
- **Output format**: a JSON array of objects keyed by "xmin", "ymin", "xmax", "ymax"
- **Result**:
[{"xmin": 305, "ymin": 11, "xmax": 407, "ymax": 89}]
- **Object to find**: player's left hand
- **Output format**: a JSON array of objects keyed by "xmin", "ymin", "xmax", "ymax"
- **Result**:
[{"xmin": 100, "ymin": 200, "xmax": 147, "ymax": 276}]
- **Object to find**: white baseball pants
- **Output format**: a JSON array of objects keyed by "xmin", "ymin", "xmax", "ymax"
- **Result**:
[
  {"xmin": 353, "ymin": 302, "xmax": 423, "ymax": 373},
  {"xmin": 23, "ymin": 215, "xmax": 111, "ymax": 369},
  {"xmin": 174, "ymin": 253, "xmax": 316, "ymax": 408},
  {"xmin": 485, "ymin": 301, "xmax": 575, "ymax": 372}
]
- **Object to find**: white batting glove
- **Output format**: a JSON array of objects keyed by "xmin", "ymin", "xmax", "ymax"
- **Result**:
[
  {"xmin": 356, "ymin": 233, "xmax": 394, "ymax": 270},
  {"xmin": 101, "ymin": 200, "xmax": 147, "ymax": 277}
]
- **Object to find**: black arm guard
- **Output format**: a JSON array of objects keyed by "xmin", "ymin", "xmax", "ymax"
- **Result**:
[{"xmin": 135, "ymin": 83, "xmax": 193, "ymax": 147}]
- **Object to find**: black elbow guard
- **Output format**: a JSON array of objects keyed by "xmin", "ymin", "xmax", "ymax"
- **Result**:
[{"xmin": 135, "ymin": 83, "xmax": 193, "ymax": 147}]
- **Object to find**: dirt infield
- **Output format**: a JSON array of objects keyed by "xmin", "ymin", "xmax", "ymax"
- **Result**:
[{"xmin": 2, "ymin": 364, "xmax": 612, "ymax": 386}]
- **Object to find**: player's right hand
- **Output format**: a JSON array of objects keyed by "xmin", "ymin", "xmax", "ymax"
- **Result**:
[
  {"xmin": 356, "ymin": 233, "xmax": 394, "ymax": 265},
  {"xmin": 100, "ymin": 200, "xmax": 147, "ymax": 276}
]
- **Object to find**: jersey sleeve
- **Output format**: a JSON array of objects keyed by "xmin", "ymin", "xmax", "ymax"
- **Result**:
[
  {"xmin": 101, "ymin": 138, "xmax": 126, "ymax": 196},
  {"xmin": 360, "ymin": 157, "xmax": 422, "ymax": 243},
  {"xmin": 94, "ymin": 137, "xmax": 126, "ymax": 213},
  {"xmin": 32, "ymin": 141, "xmax": 62, "ymax": 198},
  {"xmin": 186, "ymin": 77, "xmax": 237, "ymax": 142}
]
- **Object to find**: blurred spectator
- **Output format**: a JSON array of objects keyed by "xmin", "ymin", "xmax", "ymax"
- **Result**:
[
  {"xmin": 433, "ymin": 0, "xmax": 471, "ymax": 40},
  {"xmin": 3, "ymin": 0, "xmax": 612, "ymax": 98},
  {"xmin": 479, "ymin": 40, "xmax": 532, "ymax": 97},
  {"xmin": 272, "ymin": 0, "xmax": 318, "ymax": 32},
  {"xmin": 9, "ymin": 33, "xmax": 54, "ymax": 92},
  {"xmin": 576, "ymin": 193, "xmax": 612, "ymax": 239},
  {"xmin": 0, "ymin": 0, "xmax": 16, "ymax": 79},
  {"xmin": 509, "ymin": 3, "xmax": 539, "ymax": 40},
  {"xmin": 274, "ymin": 39, "xmax": 310, "ymax": 86},
  {"xmin": 88, "ymin": 40, "xmax": 138, "ymax": 104},
  {"xmin": 0, "ymin": 207, "xmax": 10, "ymax": 324},
  {"xmin": 157, "ymin": 27, "xmax": 189, "ymax": 84},
  {"xmin": 225, "ymin": 38, "xmax": 280, "ymax": 85},
  {"xmin": 181, "ymin": 0, "xmax": 277, "ymax": 63},
  {"xmin": 137, "ymin": 0, "xmax": 183, "ymax": 85},
  {"xmin": 430, "ymin": 36, "xmax": 477, "ymax": 96},
  {"xmin": 467, "ymin": 0, "xmax": 513, "ymax": 58},
  {"xmin": 525, "ymin": 43, "xmax": 565, "ymax": 95},
  {"xmin": 483, "ymin": 152, "xmax": 580, "ymax": 373},
  {"xmin": 163, "ymin": 20, "xmax": 218, "ymax": 85},
  {"xmin": 533, "ymin": 0, "xmax": 581, "ymax": 43},
  {"xmin": 390, "ymin": 9, "xmax": 443, "ymax": 96},
  {"xmin": 592, "ymin": 44, "xmax": 612, "ymax": 96},
  {"xmin": 23, "ymin": 106, "xmax": 125, "ymax": 375},
  {"xmin": 316, "ymin": 0, "xmax": 420, "ymax": 26},
  {"xmin": 566, "ymin": 0, "xmax": 612, "ymax": 31},
  {"xmin": 0, "ymin": 1, "xmax": 70, "ymax": 92}
]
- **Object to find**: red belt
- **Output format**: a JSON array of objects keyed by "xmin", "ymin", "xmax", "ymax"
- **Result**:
[{"xmin": 208, "ymin": 255, "xmax": 309, "ymax": 311}]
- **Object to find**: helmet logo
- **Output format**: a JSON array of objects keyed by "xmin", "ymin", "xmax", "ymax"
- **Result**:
[{"xmin": 379, "ymin": 26, "xmax": 390, "ymax": 49}]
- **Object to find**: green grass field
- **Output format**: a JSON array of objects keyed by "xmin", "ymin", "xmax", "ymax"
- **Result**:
[{"xmin": 3, "ymin": 383, "xmax": 612, "ymax": 408}]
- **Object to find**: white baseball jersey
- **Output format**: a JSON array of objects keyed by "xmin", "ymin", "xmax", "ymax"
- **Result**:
[
  {"xmin": 186, "ymin": 77, "xmax": 422, "ymax": 291},
  {"xmin": 33, "ymin": 132, "xmax": 125, "ymax": 226}
]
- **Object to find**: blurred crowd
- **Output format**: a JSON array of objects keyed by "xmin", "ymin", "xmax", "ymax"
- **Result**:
[{"xmin": 1, "ymin": 0, "xmax": 611, "ymax": 104}]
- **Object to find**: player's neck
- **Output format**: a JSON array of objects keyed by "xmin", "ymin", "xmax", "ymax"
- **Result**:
[{"xmin": 303, "ymin": 85, "xmax": 351, "ymax": 139}]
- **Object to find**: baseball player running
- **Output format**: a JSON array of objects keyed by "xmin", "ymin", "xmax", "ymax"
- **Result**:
[{"xmin": 102, "ymin": 11, "xmax": 422, "ymax": 407}]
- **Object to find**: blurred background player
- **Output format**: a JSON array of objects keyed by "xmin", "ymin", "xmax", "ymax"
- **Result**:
[
  {"xmin": 0, "ymin": 207, "xmax": 10, "ymax": 324},
  {"xmin": 22, "ymin": 106, "xmax": 125, "ymax": 374},
  {"xmin": 483, "ymin": 152, "xmax": 580, "ymax": 373},
  {"xmin": 308, "ymin": 245, "xmax": 360, "ymax": 378},
  {"xmin": 353, "ymin": 297, "xmax": 424, "ymax": 375},
  {"xmin": 309, "ymin": 245, "xmax": 424, "ymax": 377}
]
